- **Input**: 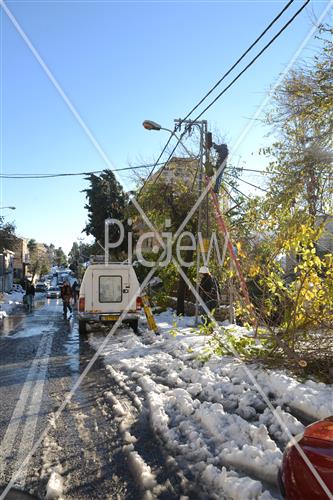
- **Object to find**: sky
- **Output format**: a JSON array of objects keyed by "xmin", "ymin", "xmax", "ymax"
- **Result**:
[{"xmin": 0, "ymin": 0, "xmax": 332, "ymax": 254}]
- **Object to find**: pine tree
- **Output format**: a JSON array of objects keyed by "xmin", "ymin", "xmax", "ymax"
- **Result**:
[{"xmin": 83, "ymin": 170, "xmax": 128, "ymax": 254}]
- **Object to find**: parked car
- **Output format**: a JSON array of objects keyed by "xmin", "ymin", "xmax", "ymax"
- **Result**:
[
  {"xmin": 12, "ymin": 284, "xmax": 24, "ymax": 294},
  {"xmin": 46, "ymin": 286, "xmax": 61, "ymax": 299},
  {"xmin": 35, "ymin": 282, "xmax": 48, "ymax": 293},
  {"xmin": 279, "ymin": 416, "xmax": 333, "ymax": 499},
  {"xmin": 78, "ymin": 262, "xmax": 142, "ymax": 335}
]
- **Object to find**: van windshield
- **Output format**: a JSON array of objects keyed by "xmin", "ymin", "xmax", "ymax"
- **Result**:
[{"xmin": 99, "ymin": 276, "xmax": 122, "ymax": 302}]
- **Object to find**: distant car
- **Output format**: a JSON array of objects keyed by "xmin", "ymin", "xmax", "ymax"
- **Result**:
[
  {"xmin": 12, "ymin": 284, "xmax": 24, "ymax": 294},
  {"xmin": 35, "ymin": 282, "xmax": 47, "ymax": 293},
  {"xmin": 279, "ymin": 416, "xmax": 333, "ymax": 499},
  {"xmin": 47, "ymin": 286, "xmax": 61, "ymax": 299}
]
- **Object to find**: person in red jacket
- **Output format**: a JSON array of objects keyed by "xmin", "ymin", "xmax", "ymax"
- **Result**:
[{"xmin": 61, "ymin": 280, "xmax": 73, "ymax": 319}]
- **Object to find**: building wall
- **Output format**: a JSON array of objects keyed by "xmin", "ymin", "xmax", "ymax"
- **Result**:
[
  {"xmin": 0, "ymin": 250, "xmax": 14, "ymax": 292},
  {"xmin": 12, "ymin": 237, "xmax": 29, "ymax": 280}
]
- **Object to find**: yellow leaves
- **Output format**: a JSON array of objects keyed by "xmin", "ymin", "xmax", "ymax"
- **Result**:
[
  {"xmin": 248, "ymin": 264, "xmax": 261, "ymax": 277},
  {"xmin": 303, "ymin": 289, "xmax": 315, "ymax": 301},
  {"xmin": 236, "ymin": 241, "xmax": 246, "ymax": 258}
]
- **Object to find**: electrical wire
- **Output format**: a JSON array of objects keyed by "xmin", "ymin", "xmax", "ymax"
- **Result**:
[
  {"xmin": 237, "ymin": 168, "xmax": 272, "ymax": 174},
  {"xmin": 220, "ymin": 184, "xmax": 240, "ymax": 207},
  {"xmin": 191, "ymin": 0, "xmax": 310, "ymax": 123},
  {"xmin": 144, "ymin": 1, "xmax": 308, "ymax": 192},
  {"xmin": 0, "ymin": 162, "xmax": 165, "ymax": 179},
  {"xmin": 234, "ymin": 176, "xmax": 268, "ymax": 192},
  {"xmin": 224, "ymin": 180, "xmax": 251, "ymax": 200},
  {"xmin": 181, "ymin": 0, "xmax": 295, "ymax": 124},
  {"xmin": 139, "ymin": 1, "xmax": 296, "ymax": 195}
]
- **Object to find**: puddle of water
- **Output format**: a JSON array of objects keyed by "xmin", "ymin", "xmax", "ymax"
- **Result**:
[
  {"xmin": 0, "ymin": 316, "xmax": 24, "ymax": 337},
  {"xmin": 64, "ymin": 322, "xmax": 80, "ymax": 374},
  {"xmin": 34, "ymin": 300, "xmax": 45, "ymax": 308},
  {"xmin": 0, "ymin": 298, "xmax": 61, "ymax": 338},
  {"xmin": 12, "ymin": 325, "xmax": 55, "ymax": 339}
]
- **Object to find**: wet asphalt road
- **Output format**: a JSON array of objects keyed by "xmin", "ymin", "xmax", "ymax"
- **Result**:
[{"xmin": 0, "ymin": 297, "xmax": 138, "ymax": 500}]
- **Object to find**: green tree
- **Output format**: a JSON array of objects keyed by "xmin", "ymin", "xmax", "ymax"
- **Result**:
[
  {"xmin": 68, "ymin": 240, "xmax": 92, "ymax": 277},
  {"xmin": 83, "ymin": 170, "xmax": 128, "ymax": 256},
  {"xmin": 68, "ymin": 242, "xmax": 80, "ymax": 273},
  {"xmin": 27, "ymin": 240, "xmax": 53, "ymax": 281},
  {"xmin": 137, "ymin": 159, "xmax": 201, "ymax": 315},
  {"xmin": 229, "ymin": 30, "xmax": 333, "ymax": 362},
  {"xmin": 54, "ymin": 247, "xmax": 67, "ymax": 267},
  {"xmin": 264, "ymin": 26, "xmax": 333, "ymax": 218},
  {"xmin": 0, "ymin": 217, "xmax": 16, "ymax": 252},
  {"xmin": 268, "ymin": 26, "xmax": 333, "ymax": 149},
  {"xmin": 46, "ymin": 243, "xmax": 55, "ymax": 265}
]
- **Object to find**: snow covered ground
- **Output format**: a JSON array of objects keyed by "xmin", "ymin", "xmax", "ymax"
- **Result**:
[
  {"xmin": 88, "ymin": 310, "xmax": 333, "ymax": 500},
  {"xmin": 0, "ymin": 290, "xmax": 24, "ymax": 319}
]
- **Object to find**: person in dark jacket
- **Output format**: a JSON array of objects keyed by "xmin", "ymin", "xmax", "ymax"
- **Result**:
[
  {"xmin": 25, "ymin": 281, "xmax": 35, "ymax": 313},
  {"xmin": 72, "ymin": 281, "xmax": 78, "ymax": 304},
  {"xmin": 61, "ymin": 280, "xmax": 73, "ymax": 318},
  {"xmin": 198, "ymin": 266, "xmax": 220, "ymax": 321}
]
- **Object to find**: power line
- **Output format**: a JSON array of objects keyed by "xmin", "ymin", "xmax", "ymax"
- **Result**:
[
  {"xmin": 237, "ymin": 167, "xmax": 272, "ymax": 174},
  {"xmin": 0, "ymin": 163, "xmax": 272, "ymax": 180},
  {"xmin": 0, "ymin": 162, "xmax": 165, "ymax": 179},
  {"xmin": 181, "ymin": 0, "xmax": 295, "ymax": 123},
  {"xmin": 220, "ymin": 184, "xmax": 240, "ymax": 207},
  {"xmin": 224, "ymin": 180, "xmax": 251, "ymax": 200},
  {"xmin": 139, "ymin": 1, "xmax": 296, "ymax": 195},
  {"xmin": 234, "ymin": 175, "xmax": 268, "ymax": 192},
  {"xmin": 144, "ymin": 0, "xmax": 308, "ymax": 191},
  {"xmin": 191, "ymin": 0, "xmax": 310, "ymax": 123}
]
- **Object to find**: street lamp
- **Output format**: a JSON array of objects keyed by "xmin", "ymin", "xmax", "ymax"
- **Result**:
[
  {"xmin": 0, "ymin": 206, "xmax": 16, "ymax": 210},
  {"xmin": 142, "ymin": 120, "xmax": 162, "ymax": 131},
  {"xmin": 143, "ymin": 118, "xmax": 208, "ymax": 325},
  {"xmin": 142, "ymin": 120, "xmax": 196, "ymax": 158}
]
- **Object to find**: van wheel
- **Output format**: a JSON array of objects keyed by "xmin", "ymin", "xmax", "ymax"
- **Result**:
[
  {"xmin": 79, "ymin": 320, "xmax": 87, "ymax": 335},
  {"xmin": 130, "ymin": 319, "xmax": 139, "ymax": 334}
]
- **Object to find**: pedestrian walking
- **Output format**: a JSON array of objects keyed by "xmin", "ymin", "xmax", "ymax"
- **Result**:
[
  {"xmin": 198, "ymin": 266, "xmax": 220, "ymax": 322},
  {"xmin": 72, "ymin": 281, "xmax": 78, "ymax": 305},
  {"xmin": 25, "ymin": 281, "xmax": 35, "ymax": 313},
  {"xmin": 61, "ymin": 280, "xmax": 73, "ymax": 319}
]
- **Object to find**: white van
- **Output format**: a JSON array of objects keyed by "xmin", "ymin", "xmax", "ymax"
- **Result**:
[{"xmin": 78, "ymin": 262, "xmax": 142, "ymax": 334}]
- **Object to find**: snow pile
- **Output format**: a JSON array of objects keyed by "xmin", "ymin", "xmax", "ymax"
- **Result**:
[
  {"xmin": 259, "ymin": 407, "xmax": 304, "ymax": 445},
  {"xmin": 0, "ymin": 290, "xmax": 24, "ymax": 317},
  {"xmin": 200, "ymin": 465, "xmax": 272, "ymax": 500},
  {"xmin": 256, "ymin": 371, "xmax": 333, "ymax": 420},
  {"xmin": 45, "ymin": 471, "xmax": 64, "ymax": 499},
  {"xmin": 125, "ymin": 447, "xmax": 157, "ymax": 491},
  {"xmin": 89, "ymin": 309, "xmax": 333, "ymax": 499}
]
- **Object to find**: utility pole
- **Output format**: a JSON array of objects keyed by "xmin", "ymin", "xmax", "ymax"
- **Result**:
[{"xmin": 174, "ymin": 119, "xmax": 208, "ymax": 325}]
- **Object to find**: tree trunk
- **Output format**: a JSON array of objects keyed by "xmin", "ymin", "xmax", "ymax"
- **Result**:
[{"xmin": 176, "ymin": 250, "xmax": 193, "ymax": 316}]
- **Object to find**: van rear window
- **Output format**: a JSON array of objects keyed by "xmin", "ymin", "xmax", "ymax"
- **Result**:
[{"xmin": 99, "ymin": 275, "xmax": 122, "ymax": 303}]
